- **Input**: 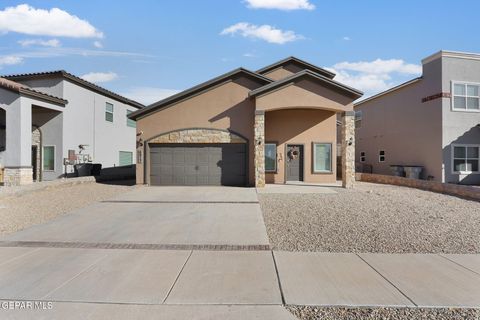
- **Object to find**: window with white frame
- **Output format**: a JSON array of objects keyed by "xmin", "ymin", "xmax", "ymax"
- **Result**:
[
  {"xmin": 452, "ymin": 82, "xmax": 480, "ymax": 111},
  {"xmin": 126, "ymin": 110, "xmax": 136, "ymax": 128},
  {"xmin": 313, "ymin": 143, "xmax": 332, "ymax": 173},
  {"xmin": 265, "ymin": 143, "xmax": 277, "ymax": 172},
  {"xmin": 355, "ymin": 110, "xmax": 363, "ymax": 128},
  {"xmin": 360, "ymin": 151, "xmax": 366, "ymax": 162},
  {"xmin": 379, "ymin": 150, "xmax": 385, "ymax": 162},
  {"xmin": 43, "ymin": 146, "xmax": 55, "ymax": 171},
  {"xmin": 452, "ymin": 145, "xmax": 479, "ymax": 173},
  {"xmin": 105, "ymin": 102, "xmax": 114, "ymax": 122}
]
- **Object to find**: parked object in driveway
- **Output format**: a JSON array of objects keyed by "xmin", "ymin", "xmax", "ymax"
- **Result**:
[
  {"xmin": 404, "ymin": 166, "xmax": 423, "ymax": 179},
  {"xmin": 74, "ymin": 163, "xmax": 93, "ymax": 177}
]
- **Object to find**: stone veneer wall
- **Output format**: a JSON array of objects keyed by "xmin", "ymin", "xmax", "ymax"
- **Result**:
[
  {"xmin": 3, "ymin": 167, "xmax": 33, "ymax": 186},
  {"xmin": 357, "ymin": 173, "xmax": 480, "ymax": 201},
  {"xmin": 254, "ymin": 111, "xmax": 265, "ymax": 187},
  {"xmin": 149, "ymin": 129, "xmax": 246, "ymax": 144},
  {"xmin": 32, "ymin": 127, "xmax": 41, "ymax": 182},
  {"xmin": 341, "ymin": 111, "xmax": 355, "ymax": 188}
]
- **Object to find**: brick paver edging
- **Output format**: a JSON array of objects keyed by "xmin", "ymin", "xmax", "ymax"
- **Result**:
[
  {"xmin": 356, "ymin": 173, "xmax": 480, "ymax": 201},
  {"xmin": 0, "ymin": 241, "xmax": 271, "ymax": 251}
]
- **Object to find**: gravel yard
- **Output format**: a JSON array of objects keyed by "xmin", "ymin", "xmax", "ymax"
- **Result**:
[
  {"xmin": 259, "ymin": 182, "xmax": 480, "ymax": 253},
  {"xmin": 287, "ymin": 306, "xmax": 480, "ymax": 320},
  {"xmin": 0, "ymin": 181, "xmax": 136, "ymax": 236}
]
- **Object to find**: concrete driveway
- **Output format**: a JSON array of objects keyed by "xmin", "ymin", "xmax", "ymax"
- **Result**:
[{"xmin": 2, "ymin": 186, "xmax": 269, "ymax": 246}]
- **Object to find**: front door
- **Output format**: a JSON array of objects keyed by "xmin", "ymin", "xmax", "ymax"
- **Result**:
[
  {"xmin": 31, "ymin": 145, "xmax": 38, "ymax": 181},
  {"xmin": 286, "ymin": 144, "xmax": 303, "ymax": 182}
]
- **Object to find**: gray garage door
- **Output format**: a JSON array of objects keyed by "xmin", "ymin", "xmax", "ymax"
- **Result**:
[{"xmin": 149, "ymin": 143, "xmax": 247, "ymax": 186}]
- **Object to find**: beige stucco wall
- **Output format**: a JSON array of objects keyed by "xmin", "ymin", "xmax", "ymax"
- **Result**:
[
  {"xmin": 256, "ymin": 79, "xmax": 354, "ymax": 113},
  {"xmin": 265, "ymin": 109, "xmax": 337, "ymax": 184},
  {"xmin": 261, "ymin": 64, "xmax": 305, "ymax": 81},
  {"xmin": 135, "ymin": 77, "xmax": 263, "ymax": 185}
]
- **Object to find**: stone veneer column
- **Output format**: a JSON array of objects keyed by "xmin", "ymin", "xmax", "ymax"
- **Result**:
[
  {"xmin": 3, "ymin": 168, "xmax": 33, "ymax": 186},
  {"xmin": 254, "ymin": 110, "xmax": 265, "ymax": 188},
  {"xmin": 341, "ymin": 111, "xmax": 355, "ymax": 189}
]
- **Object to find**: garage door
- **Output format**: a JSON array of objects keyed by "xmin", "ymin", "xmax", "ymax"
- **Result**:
[{"xmin": 149, "ymin": 143, "xmax": 247, "ymax": 186}]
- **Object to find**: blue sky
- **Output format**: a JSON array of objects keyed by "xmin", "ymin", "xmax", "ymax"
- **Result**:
[{"xmin": 1, "ymin": 0, "xmax": 479, "ymax": 104}]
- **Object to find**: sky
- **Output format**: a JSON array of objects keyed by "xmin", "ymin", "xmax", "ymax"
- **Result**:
[{"xmin": 0, "ymin": 0, "xmax": 479, "ymax": 105}]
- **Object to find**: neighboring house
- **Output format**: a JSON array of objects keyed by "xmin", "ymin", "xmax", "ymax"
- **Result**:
[
  {"xmin": 354, "ymin": 50, "xmax": 480, "ymax": 185},
  {"xmin": 0, "ymin": 71, "xmax": 143, "ymax": 186},
  {"xmin": 129, "ymin": 57, "xmax": 362, "ymax": 187}
]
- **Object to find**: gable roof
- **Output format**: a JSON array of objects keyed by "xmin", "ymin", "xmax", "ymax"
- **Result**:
[
  {"xmin": 3, "ymin": 70, "xmax": 143, "ymax": 109},
  {"xmin": 129, "ymin": 68, "xmax": 272, "ymax": 120},
  {"xmin": 354, "ymin": 77, "xmax": 422, "ymax": 107},
  {"xmin": 249, "ymin": 69, "xmax": 363, "ymax": 99},
  {"xmin": 0, "ymin": 77, "xmax": 67, "ymax": 106},
  {"xmin": 256, "ymin": 56, "xmax": 336, "ymax": 79}
]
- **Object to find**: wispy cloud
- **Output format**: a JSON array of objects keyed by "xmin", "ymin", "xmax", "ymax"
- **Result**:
[
  {"xmin": 220, "ymin": 22, "xmax": 303, "ymax": 44},
  {"xmin": 93, "ymin": 41, "xmax": 103, "ymax": 48},
  {"xmin": 121, "ymin": 87, "xmax": 180, "ymax": 105},
  {"xmin": 18, "ymin": 38, "xmax": 61, "ymax": 48},
  {"xmin": 0, "ymin": 4, "xmax": 103, "ymax": 38},
  {"xmin": 243, "ymin": 52, "xmax": 256, "ymax": 58},
  {"xmin": 328, "ymin": 58, "xmax": 422, "ymax": 96},
  {"xmin": 343, "ymin": 36, "xmax": 351, "ymax": 41},
  {"xmin": 80, "ymin": 72, "xmax": 118, "ymax": 83},
  {"xmin": 10, "ymin": 47, "xmax": 154, "ymax": 59},
  {"xmin": 244, "ymin": 0, "xmax": 315, "ymax": 10},
  {"xmin": 0, "ymin": 55, "xmax": 23, "ymax": 68}
]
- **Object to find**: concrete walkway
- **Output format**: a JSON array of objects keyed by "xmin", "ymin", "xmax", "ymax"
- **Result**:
[{"xmin": 0, "ymin": 186, "xmax": 479, "ymax": 319}]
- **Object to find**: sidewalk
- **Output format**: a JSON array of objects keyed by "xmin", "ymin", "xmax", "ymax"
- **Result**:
[{"xmin": 0, "ymin": 245, "xmax": 479, "ymax": 319}]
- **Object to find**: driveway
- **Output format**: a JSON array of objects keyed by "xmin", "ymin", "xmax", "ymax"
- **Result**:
[{"xmin": 2, "ymin": 186, "xmax": 269, "ymax": 246}]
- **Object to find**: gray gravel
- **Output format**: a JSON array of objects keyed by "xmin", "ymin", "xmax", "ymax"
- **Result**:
[
  {"xmin": 287, "ymin": 306, "xmax": 480, "ymax": 320},
  {"xmin": 0, "ymin": 182, "xmax": 136, "ymax": 236},
  {"xmin": 259, "ymin": 182, "xmax": 480, "ymax": 253}
]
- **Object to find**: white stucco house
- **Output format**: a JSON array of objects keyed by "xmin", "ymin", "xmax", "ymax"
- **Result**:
[{"xmin": 0, "ymin": 71, "xmax": 143, "ymax": 186}]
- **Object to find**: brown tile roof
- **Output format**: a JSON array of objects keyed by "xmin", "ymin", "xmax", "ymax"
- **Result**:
[{"xmin": 0, "ymin": 77, "xmax": 67, "ymax": 105}]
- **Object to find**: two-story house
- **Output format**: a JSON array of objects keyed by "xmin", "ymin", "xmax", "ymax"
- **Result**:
[
  {"xmin": 354, "ymin": 51, "xmax": 480, "ymax": 185},
  {"xmin": 0, "ymin": 71, "xmax": 143, "ymax": 186}
]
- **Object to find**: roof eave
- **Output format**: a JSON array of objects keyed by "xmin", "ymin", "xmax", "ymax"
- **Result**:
[
  {"xmin": 354, "ymin": 77, "xmax": 422, "ymax": 107},
  {"xmin": 256, "ymin": 56, "xmax": 336, "ymax": 79}
]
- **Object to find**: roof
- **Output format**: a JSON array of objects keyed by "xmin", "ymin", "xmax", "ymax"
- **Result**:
[
  {"xmin": 129, "ymin": 68, "xmax": 272, "ymax": 120},
  {"xmin": 256, "ymin": 56, "xmax": 336, "ymax": 79},
  {"xmin": 0, "ymin": 77, "xmax": 67, "ymax": 106},
  {"xmin": 249, "ymin": 69, "xmax": 363, "ymax": 99},
  {"xmin": 422, "ymin": 50, "xmax": 480, "ymax": 65},
  {"xmin": 354, "ymin": 77, "xmax": 422, "ymax": 107},
  {"xmin": 3, "ymin": 70, "xmax": 143, "ymax": 109}
]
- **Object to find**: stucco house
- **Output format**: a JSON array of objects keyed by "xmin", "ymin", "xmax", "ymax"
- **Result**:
[
  {"xmin": 129, "ymin": 57, "xmax": 363, "ymax": 187},
  {"xmin": 355, "ymin": 50, "xmax": 480, "ymax": 185},
  {"xmin": 0, "ymin": 71, "xmax": 143, "ymax": 186}
]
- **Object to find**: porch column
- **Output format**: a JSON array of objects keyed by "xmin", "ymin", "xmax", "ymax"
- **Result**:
[
  {"xmin": 254, "ymin": 110, "xmax": 265, "ymax": 187},
  {"xmin": 341, "ymin": 111, "xmax": 355, "ymax": 189},
  {"xmin": 4, "ymin": 99, "xmax": 33, "ymax": 186}
]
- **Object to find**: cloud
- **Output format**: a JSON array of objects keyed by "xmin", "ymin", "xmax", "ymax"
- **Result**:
[
  {"xmin": 245, "ymin": 0, "xmax": 315, "ymax": 10},
  {"xmin": 12, "ymin": 47, "xmax": 154, "ymax": 59},
  {"xmin": 243, "ymin": 52, "xmax": 256, "ymax": 58},
  {"xmin": 18, "ymin": 38, "xmax": 61, "ymax": 48},
  {"xmin": 121, "ymin": 87, "xmax": 180, "ymax": 105},
  {"xmin": 80, "ymin": 72, "xmax": 118, "ymax": 83},
  {"xmin": 328, "ymin": 58, "xmax": 422, "ymax": 96},
  {"xmin": 220, "ymin": 22, "xmax": 303, "ymax": 44},
  {"xmin": 0, "ymin": 4, "xmax": 103, "ymax": 38},
  {"xmin": 93, "ymin": 41, "xmax": 103, "ymax": 48},
  {"xmin": 0, "ymin": 55, "xmax": 23, "ymax": 68},
  {"xmin": 343, "ymin": 36, "xmax": 351, "ymax": 41}
]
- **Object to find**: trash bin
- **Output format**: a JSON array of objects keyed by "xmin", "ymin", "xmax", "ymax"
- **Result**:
[
  {"xmin": 74, "ymin": 163, "xmax": 93, "ymax": 177},
  {"xmin": 91, "ymin": 163, "xmax": 102, "ymax": 176},
  {"xmin": 390, "ymin": 165, "xmax": 405, "ymax": 177},
  {"xmin": 404, "ymin": 166, "xmax": 423, "ymax": 179}
]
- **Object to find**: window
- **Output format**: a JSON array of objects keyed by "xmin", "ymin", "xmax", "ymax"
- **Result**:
[
  {"xmin": 119, "ymin": 151, "xmax": 133, "ymax": 166},
  {"xmin": 452, "ymin": 82, "xmax": 480, "ymax": 111},
  {"xmin": 313, "ymin": 143, "xmax": 332, "ymax": 173},
  {"xmin": 355, "ymin": 110, "xmax": 363, "ymax": 129},
  {"xmin": 43, "ymin": 146, "xmax": 55, "ymax": 171},
  {"xmin": 379, "ymin": 150, "xmax": 385, "ymax": 162},
  {"xmin": 126, "ymin": 110, "xmax": 136, "ymax": 128},
  {"xmin": 265, "ymin": 143, "xmax": 277, "ymax": 172},
  {"xmin": 360, "ymin": 151, "xmax": 366, "ymax": 163},
  {"xmin": 105, "ymin": 102, "xmax": 114, "ymax": 122},
  {"xmin": 452, "ymin": 145, "xmax": 479, "ymax": 173}
]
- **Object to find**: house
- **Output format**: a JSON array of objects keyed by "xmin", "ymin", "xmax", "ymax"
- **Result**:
[
  {"xmin": 0, "ymin": 71, "xmax": 143, "ymax": 186},
  {"xmin": 128, "ymin": 57, "xmax": 363, "ymax": 187},
  {"xmin": 354, "ymin": 50, "xmax": 480, "ymax": 185}
]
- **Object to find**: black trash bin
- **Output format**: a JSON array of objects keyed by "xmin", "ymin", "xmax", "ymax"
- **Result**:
[
  {"xmin": 74, "ymin": 163, "xmax": 93, "ymax": 177},
  {"xmin": 91, "ymin": 163, "xmax": 102, "ymax": 176}
]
